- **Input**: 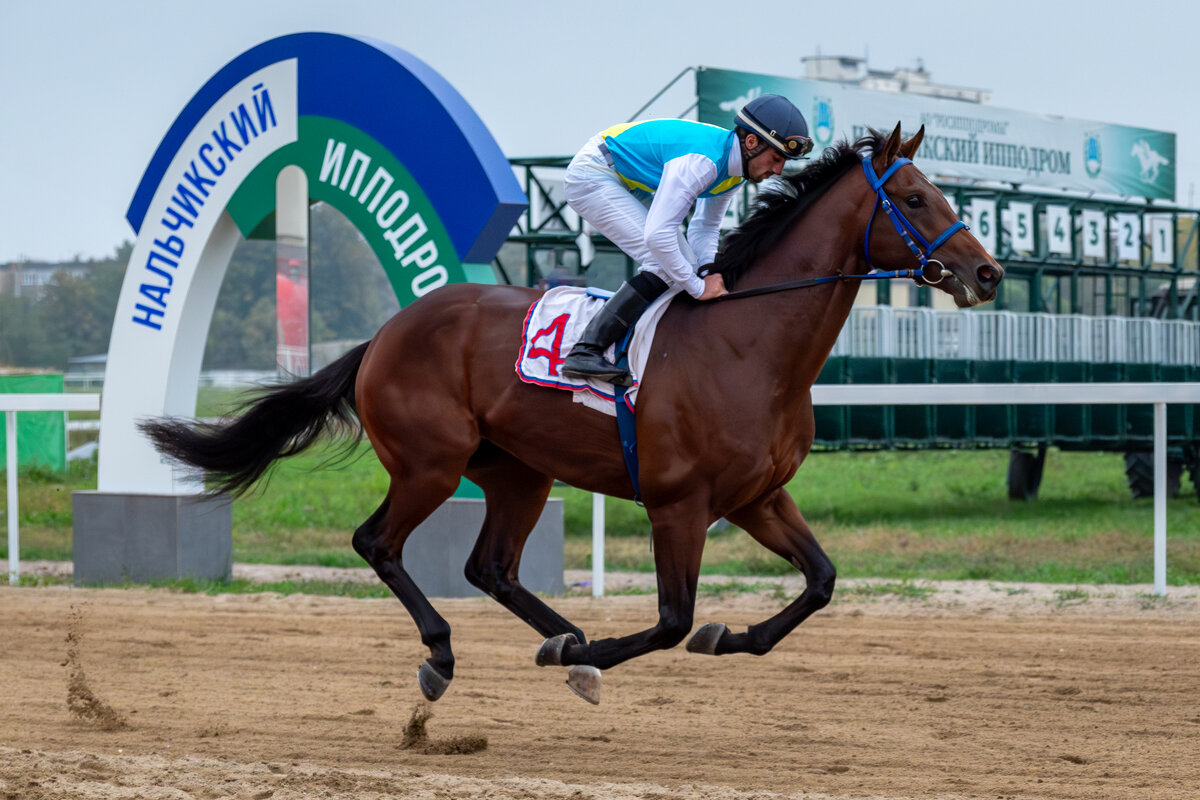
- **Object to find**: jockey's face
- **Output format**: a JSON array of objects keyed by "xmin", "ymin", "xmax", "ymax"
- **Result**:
[{"xmin": 743, "ymin": 134, "xmax": 787, "ymax": 183}]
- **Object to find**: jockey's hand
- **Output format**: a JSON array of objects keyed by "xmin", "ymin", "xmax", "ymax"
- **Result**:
[{"xmin": 698, "ymin": 272, "xmax": 728, "ymax": 301}]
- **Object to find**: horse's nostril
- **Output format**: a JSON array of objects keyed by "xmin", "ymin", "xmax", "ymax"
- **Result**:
[{"xmin": 977, "ymin": 265, "xmax": 998, "ymax": 286}]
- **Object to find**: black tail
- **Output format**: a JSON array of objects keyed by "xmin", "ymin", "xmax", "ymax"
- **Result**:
[{"xmin": 138, "ymin": 341, "xmax": 371, "ymax": 496}]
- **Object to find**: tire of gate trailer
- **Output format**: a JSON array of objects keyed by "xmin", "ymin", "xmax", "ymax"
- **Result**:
[
  {"xmin": 1187, "ymin": 446, "xmax": 1200, "ymax": 503},
  {"xmin": 1123, "ymin": 451, "xmax": 1182, "ymax": 500},
  {"xmin": 1006, "ymin": 447, "xmax": 1047, "ymax": 501}
]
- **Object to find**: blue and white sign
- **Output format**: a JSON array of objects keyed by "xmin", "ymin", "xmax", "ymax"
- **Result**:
[{"xmin": 100, "ymin": 34, "xmax": 526, "ymax": 494}]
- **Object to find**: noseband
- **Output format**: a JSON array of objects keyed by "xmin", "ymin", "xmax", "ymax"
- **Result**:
[{"xmin": 860, "ymin": 155, "xmax": 967, "ymax": 285}]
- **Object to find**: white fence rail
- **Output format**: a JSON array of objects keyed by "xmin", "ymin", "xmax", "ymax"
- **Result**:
[
  {"xmin": 4, "ymin": 388, "xmax": 1198, "ymax": 599},
  {"xmin": 589, "ymin": 382, "xmax": 1200, "ymax": 599},
  {"xmin": 3, "ymin": 393, "xmax": 101, "ymax": 585},
  {"xmin": 63, "ymin": 369, "xmax": 277, "ymax": 391}
]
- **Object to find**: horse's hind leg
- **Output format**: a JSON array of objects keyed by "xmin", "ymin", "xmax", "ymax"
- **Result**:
[
  {"xmin": 552, "ymin": 500, "xmax": 708, "ymax": 673},
  {"xmin": 353, "ymin": 475, "xmax": 461, "ymax": 701},
  {"xmin": 687, "ymin": 487, "xmax": 835, "ymax": 657},
  {"xmin": 463, "ymin": 445, "xmax": 586, "ymax": 644}
]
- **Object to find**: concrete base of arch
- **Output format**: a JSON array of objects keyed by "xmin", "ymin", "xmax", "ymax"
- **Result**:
[
  {"xmin": 71, "ymin": 492, "xmax": 233, "ymax": 585},
  {"xmin": 68, "ymin": 495, "xmax": 564, "ymax": 596},
  {"xmin": 405, "ymin": 498, "xmax": 565, "ymax": 599}
]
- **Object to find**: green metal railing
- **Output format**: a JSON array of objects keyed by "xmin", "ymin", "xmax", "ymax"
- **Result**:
[{"xmin": 501, "ymin": 157, "xmax": 1200, "ymax": 319}]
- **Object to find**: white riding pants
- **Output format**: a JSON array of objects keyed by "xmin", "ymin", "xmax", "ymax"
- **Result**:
[{"xmin": 562, "ymin": 136, "xmax": 698, "ymax": 291}]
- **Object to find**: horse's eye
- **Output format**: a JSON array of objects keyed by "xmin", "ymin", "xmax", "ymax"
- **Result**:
[{"xmin": 905, "ymin": 194, "xmax": 925, "ymax": 209}]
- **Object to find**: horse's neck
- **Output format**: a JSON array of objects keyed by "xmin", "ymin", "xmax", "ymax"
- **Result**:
[{"xmin": 730, "ymin": 183, "xmax": 867, "ymax": 384}]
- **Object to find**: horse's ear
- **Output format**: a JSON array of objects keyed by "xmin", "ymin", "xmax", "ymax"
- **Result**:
[
  {"xmin": 877, "ymin": 122, "xmax": 903, "ymax": 165},
  {"xmin": 900, "ymin": 125, "xmax": 925, "ymax": 159}
]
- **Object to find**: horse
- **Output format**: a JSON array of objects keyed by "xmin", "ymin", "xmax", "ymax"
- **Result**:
[
  {"xmin": 140, "ymin": 123, "xmax": 1003, "ymax": 705},
  {"xmin": 1131, "ymin": 139, "xmax": 1169, "ymax": 182}
]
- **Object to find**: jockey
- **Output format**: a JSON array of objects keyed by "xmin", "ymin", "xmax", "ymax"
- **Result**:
[{"xmin": 560, "ymin": 93, "xmax": 812, "ymax": 386}]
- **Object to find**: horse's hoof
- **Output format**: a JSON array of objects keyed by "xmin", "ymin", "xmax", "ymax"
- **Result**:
[
  {"xmin": 417, "ymin": 662, "xmax": 451, "ymax": 701},
  {"xmin": 565, "ymin": 665, "xmax": 602, "ymax": 705},
  {"xmin": 686, "ymin": 622, "xmax": 729, "ymax": 655},
  {"xmin": 536, "ymin": 633, "xmax": 578, "ymax": 667}
]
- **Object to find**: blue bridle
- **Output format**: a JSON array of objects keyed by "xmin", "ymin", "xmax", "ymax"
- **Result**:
[
  {"xmin": 860, "ymin": 155, "xmax": 967, "ymax": 284},
  {"xmin": 717, "ymin": 153, "xmax": 972, "ymax": 301}
]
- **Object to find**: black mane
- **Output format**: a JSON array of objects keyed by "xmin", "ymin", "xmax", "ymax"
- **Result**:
[{"xmin": 716, "ymin": 131, "xmax": 885, "ymax": 288}]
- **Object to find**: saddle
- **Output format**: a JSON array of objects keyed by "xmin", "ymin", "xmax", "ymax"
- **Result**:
[{"xmin": 515, "ymin": 285, "xmax": 680, "ymax": 417}]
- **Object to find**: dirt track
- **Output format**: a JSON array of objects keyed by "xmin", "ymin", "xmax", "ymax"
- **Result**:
[{"xmin": 2, "ymin": 581, "xmax": 1199, "ymax": 800}]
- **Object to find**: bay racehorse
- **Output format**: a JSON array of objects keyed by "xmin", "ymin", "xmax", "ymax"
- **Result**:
[{"xmin": 140, "ymin": 124, "xmax": 1002, "ymax": 704}]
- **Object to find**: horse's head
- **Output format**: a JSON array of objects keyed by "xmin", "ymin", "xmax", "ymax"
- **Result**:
[{"xmin": 863, "ymin": 124, "xmax": 1003, "ymax": 307}]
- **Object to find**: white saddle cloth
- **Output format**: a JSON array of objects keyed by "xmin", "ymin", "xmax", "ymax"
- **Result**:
[{"xmin": 515, "ymin": 285, "xmax": 681, "ymax": 416}]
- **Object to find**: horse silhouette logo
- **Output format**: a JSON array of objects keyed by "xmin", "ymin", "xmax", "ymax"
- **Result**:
[
  {"xmin": 719, "ymin": 86, "xmax": 762, "ymax": 112},
  {"xmin": 1131, "ymin": 139, "xmax": 1169, "ymax": 183},
  {"xmin": 1084, "ymin": 135, "xmax": 1102, "ymax": 178}
]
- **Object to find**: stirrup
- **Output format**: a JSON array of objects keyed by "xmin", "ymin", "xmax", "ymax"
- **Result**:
[{"xmin": 561, "ymin": 353, "xmax": 633, "ymax": 386}]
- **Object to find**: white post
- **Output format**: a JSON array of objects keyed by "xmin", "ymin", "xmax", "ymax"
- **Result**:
[
  {"xmin": 591, "ymin": 492, "xmax": 605, "ymax": 597},
  {"xmin": 6, "ymin": 411, "xmax": 18, "ymax": 586},
  {"xmin": 2, "ymin": 394, "xmax": 101, "ymax": 586},
  {"xmin": 1154, "ymin": 402, "xmax": 1167, "ymax": 597}
]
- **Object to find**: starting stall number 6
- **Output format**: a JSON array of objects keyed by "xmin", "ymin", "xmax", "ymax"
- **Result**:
[{"xmin": 970, "ymin": 198, "xmax": 997, "ymax": 254}]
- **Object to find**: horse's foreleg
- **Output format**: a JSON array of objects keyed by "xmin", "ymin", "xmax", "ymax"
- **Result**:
[
  {"xmin": 688, "ymin": 488, "xmax": 835, "ymax": 657},
  {"xmin": 353, "ymin": 480, "xmax": 460, "ymax": 702},
  {"xmin": 550, "ymin": 504, "xmax": 707, "ymax": 674},
  {"xmin": 463, "ymin": 451, "xmax": 586, "ymax": 645}
]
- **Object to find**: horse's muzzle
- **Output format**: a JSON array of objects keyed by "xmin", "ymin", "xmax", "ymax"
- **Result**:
[{"xmin": 974, "ymin": 262, "xmax": 1003, "ymax": 299}]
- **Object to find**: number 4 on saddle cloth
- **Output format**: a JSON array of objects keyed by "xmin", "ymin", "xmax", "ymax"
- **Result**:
[{"xmin": 515, "ymin": 285, "xmax": 682, "ymax": 500}]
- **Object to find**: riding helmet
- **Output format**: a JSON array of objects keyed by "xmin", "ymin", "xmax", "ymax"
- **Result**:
[{"xmin": 735, "ymin": 94, "xmax": 813, "ymax": 159}]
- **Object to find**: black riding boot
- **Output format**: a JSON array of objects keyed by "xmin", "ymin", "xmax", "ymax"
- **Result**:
[{"xmin": 561, "ymin": 273, "xmax": 668, "ymax": 386}]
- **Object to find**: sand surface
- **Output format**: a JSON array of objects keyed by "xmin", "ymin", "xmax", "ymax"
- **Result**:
[{"xmin": 2, "ymin": 575, "xmax": 1199, "ymax": 799}]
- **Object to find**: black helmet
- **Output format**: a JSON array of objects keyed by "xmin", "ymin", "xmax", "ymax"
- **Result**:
[{"xmin": 735, "ymin": 94, "xmax": 812, "ymax": 159}]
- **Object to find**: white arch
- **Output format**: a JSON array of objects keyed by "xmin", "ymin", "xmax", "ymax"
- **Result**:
[{"xmin": 98, "ymin": 61, "xmax": 298, "ymax": 493}]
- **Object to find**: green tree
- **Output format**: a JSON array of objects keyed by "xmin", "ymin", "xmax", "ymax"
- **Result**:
[
  {"xmin": 310, "ymin": 203, "xmax": 398, "ymax": 341},
  {"xmin": 37, "ymin": 261, "xmax": 125, "ymax": 365},
  {"xmin": 2, "ymin": 244, "xmax": 129, "ymax": 369},
  {"xmin": 0, "ymin": 293, "xmax": 42, "ymax": 367},
  {"xmin": 203, "ymin": 239, "xmax": 274, "ymax": 369}
]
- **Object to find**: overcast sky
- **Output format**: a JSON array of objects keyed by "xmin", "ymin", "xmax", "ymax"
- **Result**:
[{"xmin": 3, "ymin": 0, "xmax": 1198, "ymax": 263}]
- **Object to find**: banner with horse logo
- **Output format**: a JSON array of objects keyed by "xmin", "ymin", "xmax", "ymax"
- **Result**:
[{"xmin": 698, "ymin": 66, "xmax": 1177, "ymax": 201}]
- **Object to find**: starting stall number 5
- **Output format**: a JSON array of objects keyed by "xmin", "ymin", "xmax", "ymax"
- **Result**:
[{"xmin": 1008, "ymin": 202, "xmax": 1035, "ymax": 253}]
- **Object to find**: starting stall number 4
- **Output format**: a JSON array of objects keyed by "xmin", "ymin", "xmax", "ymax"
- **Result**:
[{"xmin": 1045, "ymin": 206, "xmax": 1072, "ymax": 255}]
